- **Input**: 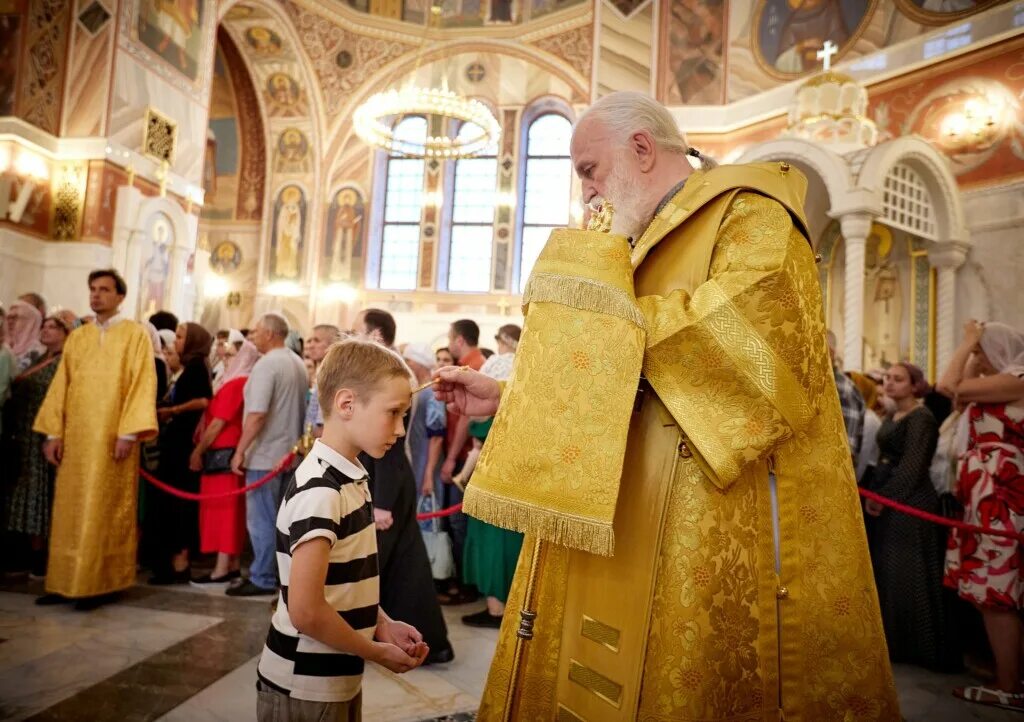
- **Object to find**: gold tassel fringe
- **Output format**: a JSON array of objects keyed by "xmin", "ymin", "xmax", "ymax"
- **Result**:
[
  {"xmin": 524, "ymin": 272, "xmax": 645, "ymax": 330},
  {"xmin": 464, "ymin": 485, "xmax": 615, "ymax": 557}
]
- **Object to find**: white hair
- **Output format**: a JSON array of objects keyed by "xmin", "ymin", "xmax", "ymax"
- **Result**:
[
  {"xmin": 576, "ymin": 91, "xmax": 717, "ymax": 169},
  {"xmin": 258, "ymin": 312, "xmax": 289, "ymax": 339}
]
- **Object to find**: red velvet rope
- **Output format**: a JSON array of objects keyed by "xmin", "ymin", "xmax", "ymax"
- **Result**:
[
  {"xmin": 139, "ymin": 453, "xmax": 297, "ymax": 501},
  {"xmin": 141, "ymin": 454, "xmax": 465, "ymax": 521},
  {"xmin": 858, "ymin": 487, "xmax": 1024, "ymax": 543},
  {"xmin": 416, "ymin": 502, "xmax": 463, "ymax": 521}
]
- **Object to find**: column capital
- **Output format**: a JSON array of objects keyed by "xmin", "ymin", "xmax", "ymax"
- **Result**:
[
  {"xmin": 928, "ymin": 240, "xmax": 970, "ymax": 270},
  {"xmin": 838, "ymin": 211, "xmax": 874, "ymax": 243}
]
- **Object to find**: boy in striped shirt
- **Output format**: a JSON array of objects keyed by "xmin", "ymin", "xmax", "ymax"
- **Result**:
[{"xmin": 257, "ymin": 339, "xmax": 428, "ymax": 721}]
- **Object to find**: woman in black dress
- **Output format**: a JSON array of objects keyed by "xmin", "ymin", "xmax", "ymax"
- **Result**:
[
  {"xmin": 866, "ymin": 361, "xmax": 957, "ymax": 671},
  {"xmin": 148, "ymin": 323, "xmax": 212, "ymax": 584},
  {"xmin": 361, "ymin": 434, "xmax": 454, "ymax": 665}
]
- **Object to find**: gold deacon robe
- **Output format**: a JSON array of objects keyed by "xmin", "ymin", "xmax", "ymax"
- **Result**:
[
  {"xmin": 34, "ymin": 318, "xmax": 157, "ymax": 598},
  {"xmin": 466, "ymin": 163, "xmax": 899, "ymax": 721}
]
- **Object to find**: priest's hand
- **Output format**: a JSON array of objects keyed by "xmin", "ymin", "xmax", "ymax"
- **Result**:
[
  {"xmin": 43, "ymin": 438, "xmax": 63, "ymax": 466},
  {"xmin": 113, "ymin": 438, "xmax": 134, "ymax": 461},
  {"xmin": 434, "ymin": 366, "xmax": 501, "ymax": 417}
]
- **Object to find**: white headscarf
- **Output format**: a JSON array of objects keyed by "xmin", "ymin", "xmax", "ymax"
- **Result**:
[
  {"xmin": 145, "ymin": 322, "xmax": 163, "ymax": 359},
  {"xmin": 980, "ymin": 322, "xmax": 1024, "ymax": 379},
  {"xmin": 214, "ymin": 340, "xmax": 260, "ymax": 392}
]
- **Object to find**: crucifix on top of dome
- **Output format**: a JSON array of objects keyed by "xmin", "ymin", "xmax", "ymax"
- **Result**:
[{"xmin": 816, "ymin": 39, "xmax": 839, "ymax": 72}]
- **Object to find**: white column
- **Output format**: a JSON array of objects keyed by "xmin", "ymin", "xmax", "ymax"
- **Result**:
[
  {"xmin": 839, "ymin": 212, "xmax": 873, "ymax": 372},
  {"xmin": 928, "ymin": 240, "xmax": 969, "ymax": 374}
]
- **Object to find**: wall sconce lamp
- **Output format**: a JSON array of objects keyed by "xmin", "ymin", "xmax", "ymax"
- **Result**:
[
  {"xmin": 0, "ymin": 146, "xmax": 49, "ymax": 224},
  {"xmin": 319, "ymin": 283, "xmax": 359, "ymax": 304}
]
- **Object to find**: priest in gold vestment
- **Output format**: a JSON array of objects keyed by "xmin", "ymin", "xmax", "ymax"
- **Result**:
[
  {"xmin": 436, "ymin": 92, "xmax": 900, "ymax": 721},
  {"xmin": 34, "ymin": 269, "xmax": 157, "ymax": 608}
]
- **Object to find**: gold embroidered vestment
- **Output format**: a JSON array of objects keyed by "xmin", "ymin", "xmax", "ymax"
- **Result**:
[{"xmin": 467, "ymin": 164, "xmax": 899, "ymax": 721}]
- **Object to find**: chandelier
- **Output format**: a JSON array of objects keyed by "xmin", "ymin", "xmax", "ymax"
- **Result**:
[
  {"xmin": 354, "ymin": 86, "xmax": 500, "ymax": 159},
  {"xmin": 353, "ymin": 5, "xmax": 500, "ymax": 160}
]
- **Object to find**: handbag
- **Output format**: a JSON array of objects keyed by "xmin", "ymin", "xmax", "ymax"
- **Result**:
[
  {"xmin": 418, "ymin": 492, "xmax": 455, "ymax": 580},
  {"xmin": 930, "ymin": 409, "xmax": 967, "ymax": 496},
  {"xmin": 202, "ymin": 447, "xmax": 235, "ymax": 474}
]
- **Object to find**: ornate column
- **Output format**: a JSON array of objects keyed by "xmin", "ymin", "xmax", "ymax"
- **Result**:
[
  {"xmin": 928, "ymin": 240, "xmax": 969, "ymax": 374},
  {"xmin": 839, "ymin": 212, "xmax": 873, "ymax": 371}
]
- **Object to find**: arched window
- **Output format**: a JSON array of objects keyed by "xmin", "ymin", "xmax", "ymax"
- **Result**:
[
  {"xmin": 379, "ymin": 116, "xmax": 427, "ymax": 290},
  {"xmin": 447, "ymin": 123, "xmax": 498, "ymax": 292},
  {"xmin": 517, "ymin": 113, "xmax": 573, "ymax": 293}
]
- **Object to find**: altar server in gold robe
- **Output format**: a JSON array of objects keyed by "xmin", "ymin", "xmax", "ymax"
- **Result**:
[
  {"xmin": 34, "ymin": 269, "xmax": 157, "ymax": 610},
  {"xmin": 436, "ymin": 92, "xmax": 899, "ymax": 721}
]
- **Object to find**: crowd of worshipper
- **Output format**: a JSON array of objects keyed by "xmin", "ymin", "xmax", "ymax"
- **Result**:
[
  {"xmin": 0, "ymin": 269, "xmax": 523, "ymax": 664},
  {"xmin": 827, "ymin": 323, "xmax": 1024, "ymax": 701},
  {"xmin": 3, "ymin": 269, "xmax": 1024, "ymax": 691}
]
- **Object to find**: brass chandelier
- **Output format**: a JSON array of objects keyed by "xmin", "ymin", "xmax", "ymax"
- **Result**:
[{"xmin": 353, "ymin": 5, "xmax": 500, "ymax": 160}]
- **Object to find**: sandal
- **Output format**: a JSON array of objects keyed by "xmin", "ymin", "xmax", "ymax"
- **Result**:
[{"xmin": 954, "ymin": 685, "xmax": 1024, "ymax": 712}]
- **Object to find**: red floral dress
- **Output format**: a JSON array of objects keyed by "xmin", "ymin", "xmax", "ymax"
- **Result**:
[{"xmin": 944, "ymin": 401, "xmax": 1024, "ymax": 610}]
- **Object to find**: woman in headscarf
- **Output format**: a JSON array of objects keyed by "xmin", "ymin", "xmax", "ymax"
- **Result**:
[
  {"xmin": 867, "ymin": 361, "xmax": 959, "ymax": 672},
  {"xmin": 147, "ymin": 323, "xmax": 213, "ymax": 584},
  {"xmin": 0, "ymin": 307, "xmax": 16, "ymax": 438},
  {"xmin": 188, "ymin": 341, "xmax": 260, "ymax": 584},
  {"xmin": 939, "ymin": 321, "xmax": 1024, "ymax": 710},
  {"xmin": 6, "ymin": 300, "xmax": 44, "ymax": 372},
  {"xmin": 2, "ymin": 315, "xmax": 69, "ymax": 576}
]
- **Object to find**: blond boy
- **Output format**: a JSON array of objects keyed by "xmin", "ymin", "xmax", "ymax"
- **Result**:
[{"xmin": 257, "ymin": 339, "xmax": 428, "ymax": 721}]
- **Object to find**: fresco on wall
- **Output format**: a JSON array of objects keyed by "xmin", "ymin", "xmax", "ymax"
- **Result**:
[
  {"xmin": 210, "ymin": 240, "xmax": 243, "ymax": 274},
  {"xmin": 244, "ymin": 26, "xmax": 283, "ymax": 56},
  {"xmin": 753, "ymin": 0, "xmax": 875, "ymax": 78},
  {"xmin": 139, "ymin": 213, "xmax": 174, "ymax": 318},
  {"xmin": 270, "ymin": 185, "xmax": 306, "ymax": 280},
  {"xmin": 894, "ymin": 0, "xmax": 1001, "ymax": 25},
  {"xmin": 0, "ymin": 14, "xmax": 20, "ymax": 115},
  {"xmin": 659, "ymin": 0, "xmax": 725, "ymax": 105},
  {"xmin": 265, "ymin": 72, "xmax": 305, "ymax": 116},
  {"xmin": 529, "ymin": 0, "xmax": 587, "ymax": 20},
  {"xmin": 137, "ymin": 0, "xmax": 207, "ymax": 81},
  {"xmin": 275, "ymin": 128, "xmax": 311, "ymax": 173},
  {"xmin": 323, "ymin": 187, "xmax": 365, "ymax": 285}
]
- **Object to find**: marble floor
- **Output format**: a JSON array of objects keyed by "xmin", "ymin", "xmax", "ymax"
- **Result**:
[{"xmin": 0, "ymin": 577, "xmax": 1019, "ymax": 721}]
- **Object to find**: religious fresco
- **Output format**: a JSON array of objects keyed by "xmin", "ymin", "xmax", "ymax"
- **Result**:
[
  {"xmin": 244, "ymin": 26, "xmax": 283, "ymax": 56},
  {"xmin": 210, "ymin": 240, "xmax": 243, "ymax": 274},
  {"xmin": 323, "ymin": 187, "xmax": 365, "ymax": 285},
  {"xmin": 894, "ymin": 0, "xmax": 1003, "ymax": 26},
  {"xmin": 0, "ymin": 14, "xmax": 20, "ymax": 116},
  {"xmin": 137, "ymin": 0, "xmax": 207, "ymax": 81},
  {"xmin": 868, "ymin": 34, "xmax": 1024, "ymax": 189},
  {"xmin": 340, "ymin": 0, "xmax": 584, "ymax": 24},
  {"xmin": 265, "ymin": 72, "xmax": 306, "ymax": 116},
  {"xmin": 201, "ymin": 29, "xmax": 265, "ymax": 222},
  {"xmin": 752, "ymin": 0, "xmax": 876, "ymax": 79},
  {"xmin": 275, "ymin": 128, "xmax": 311, "ymax": 173},
  {"xmin": 139, "ymin": 213, "xmax": 174, "ymax": 318},
  {"xmin": 659, "ymin": 0, "xmax": 726, "ymax": 105},
  {"xmin": 270, "ymin": 185, "xmax": 306, "ymax": 280}
]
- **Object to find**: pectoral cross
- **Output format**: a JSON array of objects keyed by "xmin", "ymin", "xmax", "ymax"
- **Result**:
[{"xmin": 816, "ymin": 40, "xmax": 838, "ymax": 72}]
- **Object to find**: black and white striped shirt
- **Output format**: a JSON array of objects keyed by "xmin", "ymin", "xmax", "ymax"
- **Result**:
[{"xmin": 257, "ymin": 440, "xmax": 379, "ymax": 702}]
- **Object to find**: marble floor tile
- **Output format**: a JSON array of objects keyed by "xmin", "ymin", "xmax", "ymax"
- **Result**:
[
  {"xmin": 0, "ymin": 592, "xmax": 220, "ymax": 721},
  {"xmin": 4, "ymin": 579, "xmax": 1021, "ymax": 722}
]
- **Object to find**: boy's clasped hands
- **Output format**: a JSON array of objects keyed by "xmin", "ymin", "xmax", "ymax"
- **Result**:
[{"xmin": 373, "ymin": 617, "xmax": 430, "ymax": 673}]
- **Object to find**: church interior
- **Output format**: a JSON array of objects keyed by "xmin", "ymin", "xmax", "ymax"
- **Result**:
[{"xmin": 2, "ymin": 0, "xmax": 1024, "ymax": 720}]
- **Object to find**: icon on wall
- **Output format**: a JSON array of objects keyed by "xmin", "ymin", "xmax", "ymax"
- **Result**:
[{"xmin": 210, "ymin": 240, "xmax": 243, "ymax": 274}]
